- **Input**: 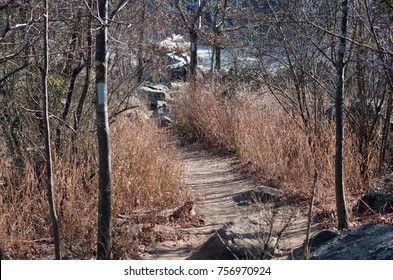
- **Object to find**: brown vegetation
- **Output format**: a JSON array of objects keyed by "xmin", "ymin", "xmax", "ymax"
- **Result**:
[
  {"xmin": 0, "ymin": 116, "xmax": 186, "ymax": 259},
  {"xmin": 174, "ymin": 83, "xmax": 378, "ymax": 217}
]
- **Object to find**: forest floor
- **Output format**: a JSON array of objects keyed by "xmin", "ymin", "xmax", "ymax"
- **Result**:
[{"xmin": 142, "ymin": 143, "xmax": 320, "ymax": 260}]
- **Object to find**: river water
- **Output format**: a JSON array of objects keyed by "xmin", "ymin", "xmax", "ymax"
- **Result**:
[{"xmin": 197, "ymin": 45, "xmax": 258, "ymax": 72}]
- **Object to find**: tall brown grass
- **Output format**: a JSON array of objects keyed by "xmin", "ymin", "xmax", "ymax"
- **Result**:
[
  {"xmin": 0, "ymin": 115, "xmax": 185, "ymax": 259},
  {"xmin": 174, "ymin": 84, "xmax": 370, "ymax": 213}
]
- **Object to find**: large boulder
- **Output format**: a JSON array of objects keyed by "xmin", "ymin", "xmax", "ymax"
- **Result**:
[
  {"xmin": 292, "ymin": 224, "xmax": 393, "ymax": 260},
  {"xmin": 292, "ymin": 229, "xmax": 340, "ymax": 259},
  {"xmin": 138, "ymin": 84, "xmax": 171, "ymax": 110},
  {"xmin": 159, "ymin": 34, "xmax": 188, "ymax": 51},
  {"xmin": 151, "ymin": 102, "xmax": 173, "ymax": 127},
  {"xmin": 158, "ymin": 35, "xmax": 190, "ymax": 81},
  {"xmin": 233, "ymin": 186, "xmax": 283, "ymax": 206},
  {"xmin": 164, "ymin": 52, "xmax": 189, "ymax": 81},
  {"xmin": 188, "ymin": 219, "xmax": 277, "ymax": 260},
  {"xmin": 353, "ymin": 191, "xmax": 393, "ymax": 215},
  {"xmin": 307, "ymin": 229, "xmax": 340, "ymax": 250}
]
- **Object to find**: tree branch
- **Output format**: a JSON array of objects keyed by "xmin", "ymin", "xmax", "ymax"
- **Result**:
[
  {"xmin": 110, "ymin": 0, "xmax": 131, "ymax": 20},
  {"xmin": 0, "ymin": 0, "xmax": 17, "ymax": 11},
  {"xmin": 0, "ymin": 62, "xmax": 28, "ymax": 83},
  {"xmin": 192, "ymin": 0, "xmax": 207, "ymax": 24}
]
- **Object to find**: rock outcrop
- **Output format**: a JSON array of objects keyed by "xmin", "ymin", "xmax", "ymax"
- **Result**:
[
  {"xmin": 233, "ymin": 186, "xmax": 283, "ymax": 206},
  {"xmin": 138, "ymin": 83, "xmax": 171, "ymax": 110},
  {"xmin": 353, "ymin": 191, "xmax": 393, "ymax": 215},
  {"xmin": 158, "ymin": 34, "xmax": 190, "ymax": 82},
  {"xmin": 188, "ymin": 219, "xmax": 277, "ymax": 260},
  {"xmin": 292, "ymin": 224, "xmax": 393, "ymax": 260},
  {"xmin": 151, "ymin": 102, "xmax": 173, "ymax": 126},
  {"xmin": 137, "ymin": 83, "xmax": 174, "ymax": 126}
]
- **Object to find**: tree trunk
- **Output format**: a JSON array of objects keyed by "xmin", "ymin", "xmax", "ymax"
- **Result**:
[
  {"xmin": 380, "ymin": 94, "xmax": 393, "ymax": 172},
  {"xmin": 56, "ymin": 61, "xmax": 85, "ymax": 151},
  {"xmin": 189, "ymin": 28, "xmax": 198, "ymax": 81},
  {"xmin": 74, "ymin": 4, "xmax": 93, "ymax": 132},
  {"xmin": 96, "ymin": 0, "xmax": 112, "ymax": 260},
  {"xmin": 335, "ymin": 0, "xmax": 350, "ymax": 230},
  {"xmin": 137, "ymin": 0, "xmax": 146, "ymax": 84},
  {"xmin": 174, "ymin": 0, "xmax": 207, "ymax": 82},
  {"xmin": 215, "ymin": 45, "xmax": 221, "ymax": 72},
  {"xmin": 210, "ymin": 47, "xmax": 215, "ymax": 73},
  {"xmin": 215, "ymin": 0, "xmax": 228, "ymax": 73},
  {"xmin": 73, "ymin": 2, "xmax": 93, "ymax": 154},
  {"xmin": 43, "ymin": 0, "xmax": 61, "ymax": 260}
]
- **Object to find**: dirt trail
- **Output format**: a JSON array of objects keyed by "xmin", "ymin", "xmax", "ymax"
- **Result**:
[{"xmin": 143, "ymin": 145, "xmax": 315, "ymax": 260}]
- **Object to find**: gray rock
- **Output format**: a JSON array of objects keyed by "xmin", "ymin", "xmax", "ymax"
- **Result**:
[
  {"xmin": 169, "ymin": 64, "xmax": 188, "ymax": 81},
  {"xmin": 151, "ymin": 102, "xmax": 173, "ymax": 126},
  {"xmin": 353, "ymin": 191, "xmax": 393, "ymax": 215},
  {"xmin": 165, "ymin": 52, "xmax": 189, "ymax": 69},
  {"xmin": 308, "ymin": 229, "xmax": 340, "ymax": 249},
  {"xmin": 159, "ymin": 34, "xmax": 188, "ymax": 51},
  {"xmin": 138, "ymin": 84, "xmax": 171, "ymax": 110},
  {"xmin": 292, "ymin": 229, "xmax": 340, "ymax": 259},
  {"xmin": 163, "ymin": 51, "xmax": 189, "ymax": 81},
  {"xmin": 292, "ymin": 224, "xmax": 393, "ymax": 260},
  {"xmin": 188, "ymin": 219, "xmax": 276, "ymax": 260},
  {"xmin": 233, "ymin": 186, "xmax": 283, "ymax": 206}
]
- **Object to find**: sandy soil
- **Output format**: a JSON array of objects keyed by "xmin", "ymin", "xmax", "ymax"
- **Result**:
[{"xmin": 142, "ymin": 145, "xmax": 318, "ymax": 260}]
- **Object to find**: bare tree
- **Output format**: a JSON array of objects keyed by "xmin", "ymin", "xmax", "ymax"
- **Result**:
[
  {"xmin": 43, "ymin": 0, "xmax": 61, "ymax": 259},
  {"xmin": 96, "ymin": 0, "xmax": 112, "ymax": 260},
  {"xmin": 0, "ymin": 1, "xmax": 40, "ymax": 184},
  {"xmin": 174, "ymin": 0, "xmax": 207, "ymax": 81},
  {"xmin": 230, "ymin": 0, "xmax": 353, "ymax": 229},
  {"xmin": 74, "ymin": 0, "xmax": 94, "ymax": 134},
  {"xmin": 204, "ymin": 0, "xmax": 229, "ymax": 73},
  {"xmin": 136, "ymin": 0, "xmax": 147, "ymax": 84},
  {"xmin": 335, "ymin": 0, "xmax": 350, "ymax": 230}
]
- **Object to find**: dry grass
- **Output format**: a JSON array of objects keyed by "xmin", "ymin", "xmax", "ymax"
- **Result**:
[
  {"xmin": 0, "ymin": 115, "xmax": 186, "ymax": 259},
  {"xmin": 174, "ymin": 83, "xmax": 371, "ymax": 215}
]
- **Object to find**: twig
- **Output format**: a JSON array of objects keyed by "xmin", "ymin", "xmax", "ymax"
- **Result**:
[
  {"xmin": 22, "ymin": 237, "xmax": 53, "ymax": 243},
  {"xmin": 216, "ymin": 228, "xmax": 239, "ymax": 260},
  {"xmin": 304, "ymin": 169, "xmax": 318, "ymax": 260}
]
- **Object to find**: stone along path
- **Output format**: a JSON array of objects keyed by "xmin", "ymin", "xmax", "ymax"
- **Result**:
[{"xmin": 142, "ymin": 145, "xmax": 313, "ymax": 260}]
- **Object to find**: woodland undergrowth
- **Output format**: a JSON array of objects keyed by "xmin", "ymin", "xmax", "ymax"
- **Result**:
[
  {"xmin": 0, "ymin": 115, "xmax": 186, "ymax": 259},
  {"xmin": 174, "ymin": 82, "xmax": 378, "ymax": 221}
]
